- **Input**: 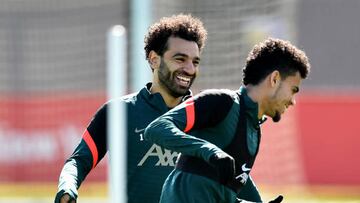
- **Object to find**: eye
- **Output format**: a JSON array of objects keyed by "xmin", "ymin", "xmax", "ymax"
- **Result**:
[
  {"xmin": 292, "ymin": 87, "xmax": 299, "ymax": 94},
  {"xmin": 174, "ymin": 57, "xmax": 185, "ymax": 63},
  {"xmin": 193, "ymin": 60, "xmax": 200, "ymax": 66}
]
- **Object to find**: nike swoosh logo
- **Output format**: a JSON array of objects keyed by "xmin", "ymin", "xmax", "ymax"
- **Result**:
[
  {"xmin": 241, "ymin": 163, "xmax": 251, "ymax": 172},
  {"xmin": 134, "ymin": 128, "xmax": 145, "ymax": 133}
]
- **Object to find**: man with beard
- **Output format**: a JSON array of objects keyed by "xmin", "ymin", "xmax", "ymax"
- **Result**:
[
  {"xmin": 54, "ymin": 14, "xmax": 262, "ymax": 203},
  {"xmin": 144, "ymin": 38, "xmax": 311, "ymax": 203}
]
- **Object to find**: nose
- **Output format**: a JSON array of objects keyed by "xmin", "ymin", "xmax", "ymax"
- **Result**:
[
  {"xmin": 290, "ymin": 97, "xmax": 296, "ymax": 106},
  {"xmin": 183, "ymin": 61, "xmax": 197, "ymax": 75}
]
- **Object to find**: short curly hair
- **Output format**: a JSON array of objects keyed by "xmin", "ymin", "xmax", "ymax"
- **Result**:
[
  {"xmin": 144, "ymin": 14, "xmax": 207, "ymax": 61},
  {"xmin": 242, "ymin": 38, "xmax": 311, "ymax": 85}
]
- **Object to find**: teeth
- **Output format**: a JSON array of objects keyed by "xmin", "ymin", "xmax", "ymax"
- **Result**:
[{"xmin": 177, "ymin": 75, "xmax": 190, "ymax": 82}]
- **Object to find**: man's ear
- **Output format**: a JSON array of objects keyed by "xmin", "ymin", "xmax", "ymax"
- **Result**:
[
  {"xmin": 148, "ymin": 51, "xmax": 160, "ymax": 70},
  {"xmin": 270, "ymin": 70, "xmax": 281, "ymax": 87}
]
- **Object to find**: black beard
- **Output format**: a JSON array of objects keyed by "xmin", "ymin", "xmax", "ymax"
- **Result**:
[
  {"xmin": 158, "ymin": 58, "xmax": 193, "ymax": 97},
  {"xmin": 272, "ymin": 111, "xmax": 281, "ymax": 122}
]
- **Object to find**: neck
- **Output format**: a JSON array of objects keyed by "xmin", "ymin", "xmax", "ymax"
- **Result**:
[
  {"xmin": 244, "ymin": 84, "xmax": 265, "ymax": 119},
  {"xmin": 150, "ymin": 83, "xmax": 183, "ymax": 108}
]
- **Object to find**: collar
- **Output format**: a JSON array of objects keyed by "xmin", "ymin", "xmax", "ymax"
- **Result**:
[
  {"xmin": 239, "ymin": 86, "xmax": 266, "ymax": 126},
  {"xmin": 140, "ymin": 82, "xmax": 192, "ymax": 111}
]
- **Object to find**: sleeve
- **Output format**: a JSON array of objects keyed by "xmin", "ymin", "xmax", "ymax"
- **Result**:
[
  {"xmin": 144, "ymin": 89, "xmax": 234, "ymax": 162},
  {"xmin": 237, "ymin": 175, "xmax": 262, "ymax": 202},
  {"xmin": 55, "ymin": 104, "xmax": 108, "ymax": 202},
  {"xmin": 184, "ymin": 89, "xmax": 235, "ymax": 131}
]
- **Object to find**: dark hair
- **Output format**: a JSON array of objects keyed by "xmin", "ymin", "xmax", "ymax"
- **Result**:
[
  {"xmin": 242, "ymin": 38, "xmax": 311, "ymax": 85},
  {"xmin": 144, "ymin": 14, "xmax": 207, "ymax": 60}
]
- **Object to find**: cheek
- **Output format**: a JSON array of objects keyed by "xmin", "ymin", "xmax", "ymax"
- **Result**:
[
  {"xmin": 269, "ymin": 100, "xmax": 280, "ymax": 112},
  {"xmin": 273, "ymin": 91, "xmax": 284, "ymax": 103},
  {"xmin": 272, "ymin": 94, "xmax": 287, "ymax": 110},
  {"xmin": 194, "ymin": 68, "xmax": 199, "ymax": 76},
  {"xmin": 277, "ymin": 89, "xmax": 291, "ymax": 102},
  {"xmin": 163, "ymin": 60, "xmax": 177, "ymax": 71}
]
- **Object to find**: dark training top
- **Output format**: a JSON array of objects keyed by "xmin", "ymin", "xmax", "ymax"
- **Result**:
[
  {"xmin": 145, "ymin": 87, "xmax": 265, "ymax": 203},
  {"xmin": 55, "ymin": 84, "xmax": 262, "ymax": 203}
]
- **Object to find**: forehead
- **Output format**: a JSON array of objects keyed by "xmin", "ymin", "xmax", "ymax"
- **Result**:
[{"xmin": 164, "ymin": 37, "xmax": 200, "ymax": 58}]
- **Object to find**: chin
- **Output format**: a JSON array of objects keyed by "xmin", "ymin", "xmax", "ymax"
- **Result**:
[
  {"xmin": 170, "ymin": 88, "xmax": 188, "ymax": 98},
  {"xmin": 272, "ymin": 112, "xmax": 281, "ymax": 122}
]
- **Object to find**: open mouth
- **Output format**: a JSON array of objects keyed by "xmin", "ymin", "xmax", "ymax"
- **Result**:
[{"xmin": 176, "ymin": 75, "xmax": 191, "ymax": 87}]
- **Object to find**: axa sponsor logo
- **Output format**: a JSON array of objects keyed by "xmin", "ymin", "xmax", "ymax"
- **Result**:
[{"xmin": 137, "ymin": 144, "xmax": 179, "ymax": 166}]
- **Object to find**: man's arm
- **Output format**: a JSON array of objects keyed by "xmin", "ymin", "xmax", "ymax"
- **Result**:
[
  {"xmin": 55, "ymin": 104, "xmax": 108, "ymax": 203},
  {"xmin": 144, "ymin": 89, "xmax": 235, "ymax": 162},
  {"xmin": 145, "ymin": 90, "xmax": 265, "ymax": 202},
  {"xmin": 54, "ymin": 138, "xmax": 94, "ymax": 202},
  {"xmin": 238, "ymin": 175, "xmax": 262, "ymax": 202}
]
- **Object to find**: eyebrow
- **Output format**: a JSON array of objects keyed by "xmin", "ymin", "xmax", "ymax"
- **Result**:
[{"xmin": 173, "ymin": 53, "xmax": 201, "ymax": 61}]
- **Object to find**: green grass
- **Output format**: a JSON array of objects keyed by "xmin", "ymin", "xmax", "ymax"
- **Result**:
[
  {"xmin": 0, "ymin": 182, "xmax": 359, "ymax": 203},
  {"xmin": 260, "ymin": 184, "xmax": 360, "ymax": 203}
]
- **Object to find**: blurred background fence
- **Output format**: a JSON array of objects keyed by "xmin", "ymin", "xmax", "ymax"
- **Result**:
[{"xmin": 0, "ymin": 0, "xmax": 359, "ymax": 201}]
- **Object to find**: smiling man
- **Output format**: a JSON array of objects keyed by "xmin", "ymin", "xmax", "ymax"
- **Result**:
[
  {"xmin": 54, "ymin": 14, "xmax": 207, "ymax": 203},
  {"xmin": 150, "ymin": 36, "xmax": 200, "ymax": 104},
  {"xmin": 144, "ymin": 38, "xmax": 311, "ymax": 203}
]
